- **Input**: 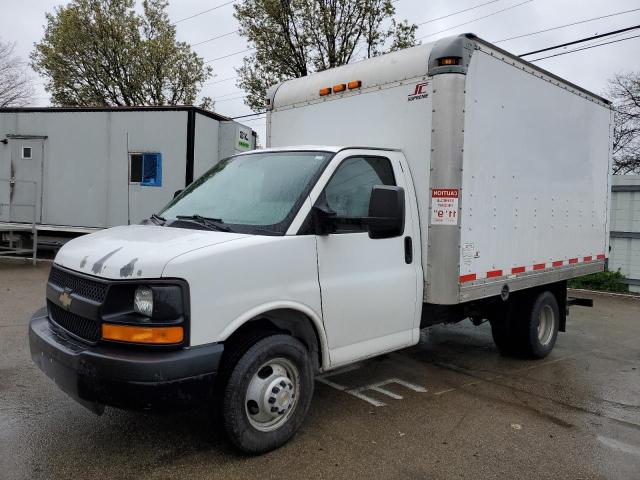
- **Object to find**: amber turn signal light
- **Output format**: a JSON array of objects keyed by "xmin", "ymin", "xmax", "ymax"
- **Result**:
[
  {"xmin": 102, "ymin": 324, "xmax": 184, "ymax": 344},
  {"xmin": 319, "ymin": 87, "xmax": 332, "ymax": 96},
  {"xmin": 347, "ymin": 80, "xmax": 362, "ymax": 89}
]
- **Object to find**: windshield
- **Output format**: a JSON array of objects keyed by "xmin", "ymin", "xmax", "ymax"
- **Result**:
[{"xmin": 160, "ymin": 151, "xmax": 331, "ymax": 234}]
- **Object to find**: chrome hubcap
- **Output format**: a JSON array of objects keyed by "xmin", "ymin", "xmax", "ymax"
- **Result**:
[
  {"xmin": 245, "ymin": 358, "xmax": 299, "ymax": 432},
  {"xmin": 537, "ymin": 305, "xmax": 555, "ymax": 346}
]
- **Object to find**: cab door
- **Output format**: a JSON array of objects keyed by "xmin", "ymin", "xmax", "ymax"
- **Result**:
[{"xmin": 308, "ymin": 150, "xmax": 421, "ymax": 366}]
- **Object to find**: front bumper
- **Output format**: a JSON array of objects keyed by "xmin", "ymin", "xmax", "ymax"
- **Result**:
[{"xmin": 29, "ymin": 307, "xmax": 224, "ymax": 413}]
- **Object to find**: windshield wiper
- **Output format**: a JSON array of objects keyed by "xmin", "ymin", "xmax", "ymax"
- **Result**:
[
  {"xmin": 176, "ymin": 214, "xmax": 231, "ymax": 232},
  {"xmin": 149, "ymin": 213, "xmax": 166, "ymax": 225}
]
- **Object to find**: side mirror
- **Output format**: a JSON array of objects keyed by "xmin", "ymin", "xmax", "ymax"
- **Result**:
[
  {"xmin": 311, "ymin": 202, "xmax": 337, "ymax": 235},
  {"xmin": 173, "ymin": 189, "xmax": 183, "ymax": 199},
  {"xmin": 368, "ymin": 185, "xmax": 405, "ymax": 239}
]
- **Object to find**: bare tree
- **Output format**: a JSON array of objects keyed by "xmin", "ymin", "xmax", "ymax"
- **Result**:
[
  {"xmin": 0, "ymin": 39, "xmax": 34, "ymax": 107},
  {"xmin": 608, "ymin": 72, "xmax": 640, "ymax": 174}
]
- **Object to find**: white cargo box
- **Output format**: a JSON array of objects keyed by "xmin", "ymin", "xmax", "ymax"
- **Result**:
[{"xmin": 267, "ymin": 34, "xmax": 612, "ymax": 305}]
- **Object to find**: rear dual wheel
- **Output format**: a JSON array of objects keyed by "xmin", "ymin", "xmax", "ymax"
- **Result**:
[
  {"xmin": 491, "ymin": 290, "xmax": 560, "ymax": 359},
  {"xmin": 221, "ymin": 334, "xmax": 314, "ymax": 454}
]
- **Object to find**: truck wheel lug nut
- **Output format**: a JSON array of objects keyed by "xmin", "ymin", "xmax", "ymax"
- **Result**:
[
  {"xmin": 280, "ymin": 380, "xmax": 286, "ymax": 387},
  {"xmin": 271, "ymin": 406, "xmax": 278, "ymax": 413},
  {"xmin": 272, "ymin": 386, "xmax": 280, "ymax": 393},
  {"xmin": 268, "ymin": 397, "xmax": 276, "ymax": 404}
]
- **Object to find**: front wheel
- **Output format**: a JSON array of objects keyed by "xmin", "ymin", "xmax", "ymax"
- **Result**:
[{"xmin": 221, "ymin": 334, "xmax": 314, "ymax": 454}]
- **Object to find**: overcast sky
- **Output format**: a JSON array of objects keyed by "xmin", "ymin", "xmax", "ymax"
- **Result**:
[{"xmin": 2, "ymin": 0, "xmax": 640, "ymax": 140}]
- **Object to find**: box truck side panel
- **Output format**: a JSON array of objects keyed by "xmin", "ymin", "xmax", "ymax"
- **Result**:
[{"xmin": 457, "ymin": 51, "xmax": 611, "ymax": 301}]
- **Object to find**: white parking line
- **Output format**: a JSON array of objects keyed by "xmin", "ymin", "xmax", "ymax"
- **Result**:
[{"xmin": 317, "ymin": 373, "xmax": 427, "ymax": 407}]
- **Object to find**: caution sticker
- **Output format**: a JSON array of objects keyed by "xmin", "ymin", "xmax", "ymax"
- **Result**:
[{"xmin": 431, "ymin": 188, "xmax": 459, "ymax": 225}]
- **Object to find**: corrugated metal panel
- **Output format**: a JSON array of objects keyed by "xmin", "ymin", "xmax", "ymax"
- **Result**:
[{"xmin": 610, "ymin": 176, "xmax": 640, "ymax": 285}]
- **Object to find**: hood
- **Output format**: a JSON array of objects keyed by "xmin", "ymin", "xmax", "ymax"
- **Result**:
[{"xmin": 55, "ymin": 224, "xmax": 250, "ymax": 279}]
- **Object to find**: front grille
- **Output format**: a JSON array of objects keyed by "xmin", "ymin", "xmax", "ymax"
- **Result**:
[
  {"xmin": 49, "ymin": 266, "xmax": 108, "ymax": 303},
  {"xmin": 48, "ymin": 301, "xmax": 101, "ymax": 343}
]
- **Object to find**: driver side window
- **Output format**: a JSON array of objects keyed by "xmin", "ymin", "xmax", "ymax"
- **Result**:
[{"xmin": 324, "ymin": 156, "xmax": 396, "ymax": 232}]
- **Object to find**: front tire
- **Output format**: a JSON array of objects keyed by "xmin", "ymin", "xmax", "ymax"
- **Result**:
[{"xmin": 221, "ymin": 334, "xmax": 314, "ymax": 454}]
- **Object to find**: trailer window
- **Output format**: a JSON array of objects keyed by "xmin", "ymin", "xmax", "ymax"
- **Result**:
[
  {"xmin": 324, "ymin": 156, "xmax": 396, "ymax": 233},
  {"xmin": 129, "ymin": 153, "xmax": 162, "ymax": 186},
  {"xmin": 21, "ymin": 147, "xmax": 32, "ymax": 159}
]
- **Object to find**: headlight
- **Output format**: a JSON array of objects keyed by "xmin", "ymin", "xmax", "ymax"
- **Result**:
[{"xmin": 134, "ymin": 286, "xmax": 154, "ymax": 317}]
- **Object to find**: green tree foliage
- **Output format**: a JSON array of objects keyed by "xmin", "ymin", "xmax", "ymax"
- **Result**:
[
  {"xmin": 234, "ymin": 0, "xmax": 418, "ymax": 111},
  {"xmin": 31, "ymin": 0, "xmax": 212, "ymax": 106}
]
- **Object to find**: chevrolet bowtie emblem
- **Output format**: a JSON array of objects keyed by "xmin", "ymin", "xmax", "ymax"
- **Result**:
[{"xmin": 59, "ymin": 290, "xmax": 72, "ymax": 310}]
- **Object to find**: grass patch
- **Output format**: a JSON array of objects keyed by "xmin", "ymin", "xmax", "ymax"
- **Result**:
[{"xmin": 568, "ymin": 270, "xmax": 628, "ymax": 293}]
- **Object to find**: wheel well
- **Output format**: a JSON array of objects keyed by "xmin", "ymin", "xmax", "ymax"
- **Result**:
[{"xmin": 223, "ymin": 309, "xmax": 323, "ymax": 371}]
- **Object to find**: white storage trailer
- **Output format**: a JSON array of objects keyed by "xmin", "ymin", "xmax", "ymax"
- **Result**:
[
  {"xmin": 29, "ymin": 34, "xmax": 612, "ymax": 454},
  {"xmin": 0, "ymin": 106, "xmax": 256, "ymax": 232}
]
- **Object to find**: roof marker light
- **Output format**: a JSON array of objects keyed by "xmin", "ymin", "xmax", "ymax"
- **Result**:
[
  {"xmin": 333, "ymin": 83, "xmax": 347, "ymax": 93},
  {"xmin": 319, "ymin": 87, "xmax": 332, "ymax": 96},
  {"xmin": 437, "ymin": 57, "xmax": 461, "ymax": 66},
  {"xmin": 347, "ymin": 80, "xmax": 362, "ymax": 89}
]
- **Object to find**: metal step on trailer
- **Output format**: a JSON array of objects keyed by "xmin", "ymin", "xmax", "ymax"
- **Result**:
[{"xmin": 0, "ymin": 222, "xmax": 100, "ymax": 265}]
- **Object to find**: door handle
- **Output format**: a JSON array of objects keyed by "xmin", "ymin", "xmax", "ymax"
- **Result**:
[{"xmin": 404, "ymin": 236, "xmax": 413, "ymax": 264}]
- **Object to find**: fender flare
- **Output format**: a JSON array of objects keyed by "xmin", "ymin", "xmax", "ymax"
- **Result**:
[{"xmin": 219, "ymin": 300, "xmax": 330, "ymax": 370}]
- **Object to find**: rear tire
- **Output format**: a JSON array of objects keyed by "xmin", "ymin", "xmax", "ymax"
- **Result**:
[
  {"xmin": 519, "ymin": 291, "xmax": 559, "ymax": 358},
  {"xmin": 221, "ymin": 334, "xmax": 314, "ymax": 454},
  {"xmin": 491, "ymin": 291, "xmax": 559, "ymax": 359}
]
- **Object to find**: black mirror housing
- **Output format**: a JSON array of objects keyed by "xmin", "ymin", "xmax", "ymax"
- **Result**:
[
  {"xmin": 311, "ymin": 204, "xmax": 337, "ymax": 235},
  {"xmin": 368, "ymin": 185, "xmax": 405, "ymax": 239},
  {"xmin": 173, "ymin": 189, "xmax": 183, "ymax": 199}
]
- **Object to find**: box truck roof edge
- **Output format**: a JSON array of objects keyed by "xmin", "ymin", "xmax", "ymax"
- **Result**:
[{"xmin": 265, "ymin": 33, "xmax": 611, "ymax": 111}]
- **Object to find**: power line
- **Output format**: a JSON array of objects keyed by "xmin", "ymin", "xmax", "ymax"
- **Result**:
[
  {"xmin": 212, "ymin": 89, "xmax": 244, "ymax": 99},
  {"xmin": 519, "ymin": 24, "xmax": 640, "ymax": 57},
  {"xmin": 493, "ymin": 7, "xmax": 640, "ymax": 43},
  {"xmin": 214, "ymin": 94, "xmax": 246, "ymax": 102},
  {"xmin": 175, "ymin": 0, "xmax": 237, "ymax": 23},
  {"xmin": 416, "ymin": 0, "xmax": 500, "ymax": 26},
  {"xmin": 192, "ymin": 30, "xmax": 239, "ymax": 47},
  {"xmin": 529, "ymin": 33, "xmax": 640, "ymax": 62},
  {"xmin": 417, "ymin": 0, "xmax": 533, "ymax": 40},
  {"xmin": 232, "ymin": 111, "xmax": 267, "ymax": 119},
  {"xmin": 241, "ymin": 116, "xmax": 266, "ymax": 123},
  {"xmin": 204, "ymin": 76, "xmax": 239, "ymax": 86},
  {"xmin": 205, "ymin": 48, "xmax": 255, "ymax": 63}
]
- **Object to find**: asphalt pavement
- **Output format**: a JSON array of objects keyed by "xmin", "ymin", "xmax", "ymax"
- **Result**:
[{"xmin": 1, "ymin": 260, "xmax": 639, "ymax": 479}]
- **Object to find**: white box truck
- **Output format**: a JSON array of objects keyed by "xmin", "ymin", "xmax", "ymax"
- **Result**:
[{"xmin": 29, "ymin": 34, "xmax": 612, "ymax": 454}]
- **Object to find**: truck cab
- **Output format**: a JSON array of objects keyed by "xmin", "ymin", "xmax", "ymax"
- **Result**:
[{"xmin": 30, "ymin": 146, "xmax": 424, "ymax": 453}]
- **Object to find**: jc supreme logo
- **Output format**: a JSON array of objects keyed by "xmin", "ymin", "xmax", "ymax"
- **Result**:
[{"xmin": 408, "ymin": 82, "xmax": 429, "ymax": 101}]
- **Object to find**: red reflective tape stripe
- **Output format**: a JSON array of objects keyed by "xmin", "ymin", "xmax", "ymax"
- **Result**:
[
  {"xmin": 568, "ymin": 258, "xmax": 578, "ymax": 264},
  {"xmin": 459, "ymin": 273, "xmax": 476, "ymax": 283},
  {"xmin": 487, "ymin": 269, "xmax": 503, "ymax": 278},
  {"xmin": 552, "ymin": 261, "xmax": 563, "ymax": 267},
  {"xmin": 596, "ymin": 254, "xmax": 605, "ymax": 260},
  {"xmin": 533, "ymin": 263, "xmax": 546, "ymax": 270},
  {"xmin": 511, "ymin": 266, "xmax": 526, "ymax": 274},
  {"xmin": 584, "ymin": 256, "xmax": 592, "ymax": 262}
]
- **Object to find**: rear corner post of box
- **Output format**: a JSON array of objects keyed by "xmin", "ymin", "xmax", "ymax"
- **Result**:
[{"xmin": 425, "ymin": 35, "xmax": 477, "ymax": 305}]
